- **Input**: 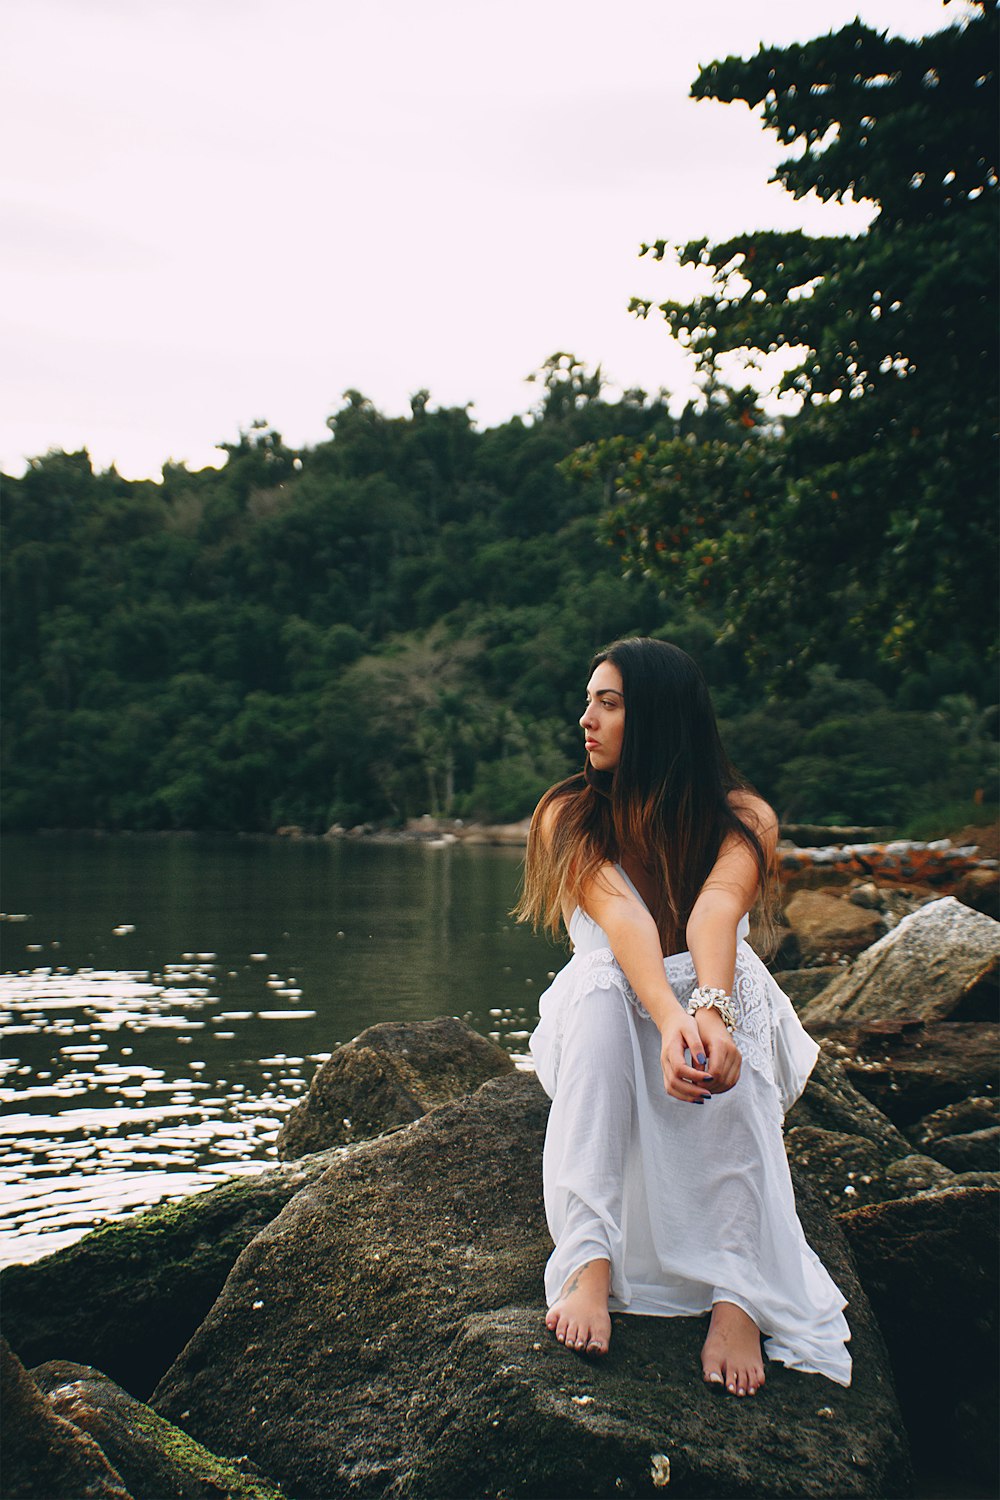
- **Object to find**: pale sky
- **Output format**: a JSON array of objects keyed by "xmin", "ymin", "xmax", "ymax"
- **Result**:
[{"xmin": 2, "ymin": 0, "xmax": 974, "ymax": 479}]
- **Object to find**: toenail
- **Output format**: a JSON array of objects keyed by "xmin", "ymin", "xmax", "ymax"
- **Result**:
[{"xmin": 707, "ymin": 1372, "xmax": 723, "ymax": 1384}]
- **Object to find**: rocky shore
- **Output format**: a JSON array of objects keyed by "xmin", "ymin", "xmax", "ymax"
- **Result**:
[{"xmin": 2, "ymin": 882, "xmax": 998, "ymax": 1500}]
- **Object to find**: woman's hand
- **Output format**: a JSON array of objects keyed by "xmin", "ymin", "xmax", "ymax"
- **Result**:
[
  {"xmin": 659, "ymin": 1005, "xmax": 714, "ymax": 1103},
  {"xmin": 695, "ymin": 1006, "xmax": 742, "ymax": 1094}
]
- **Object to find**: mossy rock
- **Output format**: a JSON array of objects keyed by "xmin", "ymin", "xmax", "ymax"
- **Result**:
[
  {"xmin": 32, "ymin": 1358, "xmax": 287, "ymax": 1500},
  {"xmin": 1, "ymin": 1152, "xmax": 343, "ymax": 1400}
]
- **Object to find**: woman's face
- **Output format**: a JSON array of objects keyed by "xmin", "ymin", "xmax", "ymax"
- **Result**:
[{"xmin": 580, "ymin": 661, "xmax": 625, "ymax": 772}]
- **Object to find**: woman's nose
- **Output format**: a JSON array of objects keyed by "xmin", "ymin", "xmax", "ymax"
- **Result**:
[{"xmin": 580, "ymin": 705, "xmax": 595, "ymax": 728}]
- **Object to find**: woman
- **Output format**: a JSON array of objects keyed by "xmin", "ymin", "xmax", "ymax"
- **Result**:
[{"xmin": 517, "ymin": 638, "xmax": 851, "ymax": 1395}]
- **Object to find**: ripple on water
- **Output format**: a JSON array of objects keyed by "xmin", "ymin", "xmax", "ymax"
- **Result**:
[{"xmin": 0, "ymin": 962, "xmax": 312, "ymax": 1269}]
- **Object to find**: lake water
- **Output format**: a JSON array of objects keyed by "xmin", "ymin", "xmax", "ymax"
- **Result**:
[{"xmin": 0, "ymin": 833, "xmax": 559, "ymax": 1268}]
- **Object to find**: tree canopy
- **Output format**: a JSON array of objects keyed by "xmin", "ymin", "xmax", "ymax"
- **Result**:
[{"xmin": 590, "ymin": 1, "xmax": 997, "ymax": 685}]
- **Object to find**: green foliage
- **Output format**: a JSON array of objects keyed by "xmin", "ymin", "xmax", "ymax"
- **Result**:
[
  {"xmin": 719, "ymin": 666, "xmax": 997, "ymax": 826},
  {"xmin": 600, "ymin": 3, "xmax": 997, "ymax": 684},
  {"xmin": 2, "ymin": 376, "xmax": 683, "ymax": 831}
]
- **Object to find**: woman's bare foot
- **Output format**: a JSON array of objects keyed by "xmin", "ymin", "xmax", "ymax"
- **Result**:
[
  {"xmin": 545, "ymin": 1259, "xmax": 612, "ymax": 1356},
  {"xmin": 701, "ymin": 1301, "xmax": 766, "ymax": 1396}
]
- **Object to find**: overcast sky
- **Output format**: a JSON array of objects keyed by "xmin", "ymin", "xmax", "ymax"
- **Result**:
[{"xmin": 2, "ymin": 0, "xmax": 973, "ymax": 479}]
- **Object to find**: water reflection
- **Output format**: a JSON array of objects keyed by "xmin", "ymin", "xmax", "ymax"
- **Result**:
[{"xmin": 0, "ymin": 835, "xmax": 557, "ymax": 1267}]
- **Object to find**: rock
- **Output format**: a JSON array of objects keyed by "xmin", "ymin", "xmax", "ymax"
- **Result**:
[
  {"xmin": 839, "ymin": 1186, "xmax": 999, "ymax": 1491},
  {"xmin": 782, "ymin": 890, "xmax": 884, "ymax": 960},
  {"xmin": 848, "ymin": 882, "xmax": 883, "ymax": 910},
  {"xmin": 0, "ymin": 1153, "xmax": 342, "ymax": 1400},
  {"xmin": 909, "ymin": 1095, "xmax": 998, "ymax": 1149},
  {"xmin": 782, "ymin": 1049, "xmax": 937, "ymax": 1209},
  {"xmin": 770, "ymin": 966, "xmax": 844, "ymax": 1009},
  {"xmin": 783, "ymin": 1055, "xmax": 963, "ymax": 1206},
  {"xmin": 153, "ymin": 1073, "xmax": 910, "ymax": 1500},
  {"xmin": 807, "ymin": 1022, "xmax": 998, "ymax": 1128},
  {"xmin": 29, "ymin": 1360, "xmax": 285, "ymax": 1500},
  {"xmin": 786, "ymin": 1048, "xmax": 912, "ymax": 1161},
  {"xmin": 882, "ymin": 1154, "xmax": 955, "ymax": 1195},
  {"xmin": 781, "ymin": 1126, "xmax": 887, "ymax": 1209},
  {"xmin": 800, "ymin": 896, "xmax": 999, "ymax": 1028},
  {"xmin": 778, "ymin": 838, "xmax": 997, "ymax": 889},
  {"xmin": 927, "ymin": 1125, "xmax": 999, "ymax": 1173},
  {"xmin": 943, "ymin": 1169, "xmax": 1000, "ymax": 1190},
  {"xmin": 0, "ymin": 1337, "xmax": 131, "ymax": 1500},
  {"xmin": 954, "ymin": 866, "xmax": 1000, "ymax": 919},
  {"xmin": 276, "ymin": 1015, "xmax": 514, "ymax": 1158}
]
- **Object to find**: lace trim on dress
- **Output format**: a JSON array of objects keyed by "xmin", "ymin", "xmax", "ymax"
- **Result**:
[{"xmin": 569, "ymin": 945, "xmax": 778, "ymax": 1091}]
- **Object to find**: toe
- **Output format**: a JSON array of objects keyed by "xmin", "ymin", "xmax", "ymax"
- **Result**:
[{"xmin": 544, "ymin": 1307, "xmax": 559, "ymax": 1332}]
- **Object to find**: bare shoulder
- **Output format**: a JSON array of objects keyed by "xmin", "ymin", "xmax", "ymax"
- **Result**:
[{"xmin": 727, "ymin": 790, "xmax": 778, "ymax": 849}]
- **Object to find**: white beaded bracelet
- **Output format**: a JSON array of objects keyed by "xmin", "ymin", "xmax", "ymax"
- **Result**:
[{"xmin": 686, "ymin": 986, "xmax": 737, "ymax": 1034}]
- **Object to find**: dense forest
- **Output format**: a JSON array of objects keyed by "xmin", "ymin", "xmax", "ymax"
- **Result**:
[{"xmin": 2, "ymin": 5, "xmax": 996, "ymax": 837}]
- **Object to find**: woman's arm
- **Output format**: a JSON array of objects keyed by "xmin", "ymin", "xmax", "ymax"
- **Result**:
[
  {"xmin": 685, "ymin": 794, "xmax": 778, "ymax": 1094},
  {"xmin": 578, "ymin": 864, "xmax": 712, "ymax": 1105}
]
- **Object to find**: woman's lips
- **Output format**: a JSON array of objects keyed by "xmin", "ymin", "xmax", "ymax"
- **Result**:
[{"xmin": 585, "ymin": 739, "xmax": 599, "ymax": 750}]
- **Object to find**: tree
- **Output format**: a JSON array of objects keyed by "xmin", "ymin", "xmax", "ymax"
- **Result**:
[{"xmin": 599, "ymin": 2, "xmax": 997, "ymax": 686}]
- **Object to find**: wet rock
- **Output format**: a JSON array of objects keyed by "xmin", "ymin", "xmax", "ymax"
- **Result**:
[
  {"xmin": 1, "ymin": 1153, "xmax": 342, "ymax": 1400},
  {"xmin": 30, "ymin": 1360, "xmax": 285, "ymax": 1500},
  {"xmin": 0, "ymin": 1337, "xmax": 131, "ymax": 1500},
  {"xmin": 153, "ymin": 1073, "xmax": 910, "ymax": 1500},
  {"xmin": 276, "ymin": 1015, "xmax": 514, "ymax": 1158},
  {"xmin": 782, "ymin": 890, "xmax": 884, "ymax": 960},
  {"xmin": 807, "ymin": 1022, "xmax": 998, "ymax": 1128},
  {"xmin": 927, "ymin": 1125, "xmax": 999, "ymax": 1173},
  {"xmin": 800, "ymin": 897, "xmax": 999, "ymax": 1028},
  {"xmin": 839, "ymin": 1186, "xmax": 999, "ymax": 1492}
]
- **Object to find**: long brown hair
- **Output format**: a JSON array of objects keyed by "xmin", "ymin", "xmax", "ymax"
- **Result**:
[{"xmin": 515, "ymin": 638, "xmax": 775, "ymax": 954}]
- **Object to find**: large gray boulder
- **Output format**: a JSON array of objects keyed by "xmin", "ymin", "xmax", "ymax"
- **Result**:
[
  {"xmin": 153, "ymin": 1073, "xmax": 910, "ymax": 1500},
  {"xmin": 800, "ymin": 896, "xmax": 999, "ymax": 1028},
  {"xmin": 1, "ymin": 1152, "xmax": 344, "ymax": 1400},
  {"xmin": 276, "ymin": 1015, "xmax": 515, "ymax": 1158},
  {"xmin": 839, "ymin": 1186, "xmax": 999, "ymax": 1492}
]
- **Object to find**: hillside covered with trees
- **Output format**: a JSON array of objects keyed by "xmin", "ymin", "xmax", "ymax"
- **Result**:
[{"xmin": 2, "ymin": 5, "xmax": 996, "ymax": 837}]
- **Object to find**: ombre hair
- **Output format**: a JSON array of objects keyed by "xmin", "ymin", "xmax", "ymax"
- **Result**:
[{"xmin": 515, "ymin": 637, "xmax": 775, "ymax": 954}]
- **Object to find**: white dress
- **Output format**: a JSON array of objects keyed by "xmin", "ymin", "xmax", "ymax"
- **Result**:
[{"xmin": 529, "ymin": 867, "xmax": 852, "ymax": 1386}]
